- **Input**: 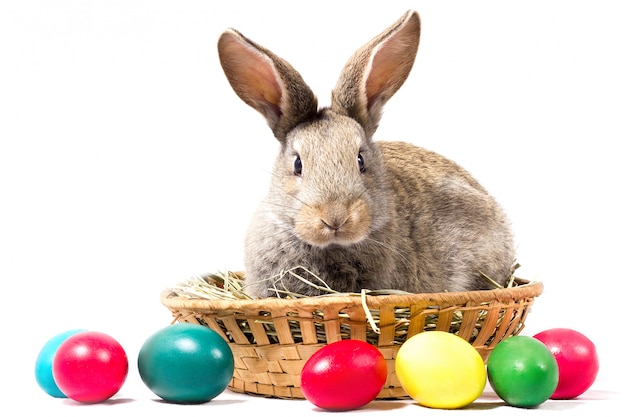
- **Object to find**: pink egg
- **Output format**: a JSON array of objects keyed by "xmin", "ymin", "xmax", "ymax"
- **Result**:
[
  {"xmin": 52, "ymin": 331, "xmax": 128, "ymax": 403},
  {"xmin": 534, "ymin": 328, "xmax": 599, "ymax": 399}
]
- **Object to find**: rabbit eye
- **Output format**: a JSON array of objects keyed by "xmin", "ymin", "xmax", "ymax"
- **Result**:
[
  {"xmin": 357, "ymin": 153, "xmax": 366, "ymax": 173},
  {"xmin": 294, "ymin": 155, "xmax": 302, "ymax": 176}
]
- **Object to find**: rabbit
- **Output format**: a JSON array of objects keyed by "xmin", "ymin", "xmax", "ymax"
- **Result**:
[{"xmin": 217, "ymin": 10, "xmax": 516, "ymax": 298}]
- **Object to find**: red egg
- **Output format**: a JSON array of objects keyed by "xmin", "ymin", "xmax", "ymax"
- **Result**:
[
  {"xmin": 300, "ymin": 340, "xmax": 387, "ymax": 411},
  {"xmin": 533, "ymin": 328, "xmax": 599, "ymax": 399},
  {"xmin": 52, "ymin": 331, "xmax": 128, "ymax": 403}
]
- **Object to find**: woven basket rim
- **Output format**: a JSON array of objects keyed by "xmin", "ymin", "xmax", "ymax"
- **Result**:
[{"xmin": 161, "ymin": 278, "xmax": 543, "ymax": 312}]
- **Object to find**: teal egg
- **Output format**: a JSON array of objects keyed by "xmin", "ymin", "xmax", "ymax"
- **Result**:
[{"xmin": 138, "ymin": 323, "xmax": 234, "ymax": 403}]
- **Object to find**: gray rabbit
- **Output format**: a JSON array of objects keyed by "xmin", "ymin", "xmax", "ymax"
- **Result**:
[{"xmin": 217, "ymin": 10, "xmax": 516, "ymax": 298}]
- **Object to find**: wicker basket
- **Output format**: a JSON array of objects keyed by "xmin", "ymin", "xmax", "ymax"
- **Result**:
[{"xmin": 161, "ymin": 277, "xmax": 543, "ymax": 400}]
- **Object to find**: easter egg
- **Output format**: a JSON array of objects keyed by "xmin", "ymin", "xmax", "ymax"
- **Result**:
[
  {"xmin": 487, "ymin": 335, "xmax": 558, "ymax": 408},
  {"xmin": 35, "ymin": 329, "xmax": 87, "ymax": 398},
  {"xmin": 52, "ymin": 331, "xmax": 128, "ymax": 403},
  {"xmin": 395, "ymin": 331, "xmax": 486, "ymax": 409},
  {"xmin": 300, "ymin": 339, "xmax": 387, "ymax": 411},
  {"xmin": 533, "ymin": 328, "xmax": 599, "ymax": 399},
  {"xmin": 137, "ymin": 323, "xmax": 234, "ymax": 403}
]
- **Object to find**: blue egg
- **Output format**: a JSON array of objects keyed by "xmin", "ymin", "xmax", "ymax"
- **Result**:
[{"xmin": 35, "ymin": 329, "xmax": 87, "ymax": 397}]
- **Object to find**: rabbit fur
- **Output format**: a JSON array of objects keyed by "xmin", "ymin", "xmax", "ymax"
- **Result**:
[{"xmin": 217, "ymin": 10, "xmax": 516, "ymax": 298}]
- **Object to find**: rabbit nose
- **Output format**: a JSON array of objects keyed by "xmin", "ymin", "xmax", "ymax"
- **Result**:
[
  {"xmin": 321, "ymin": 216, "xmax": 348, "ymax": 231},
  {"xmin": 319, "ymin": 203, "xmax": 350, "ymax": 231}
]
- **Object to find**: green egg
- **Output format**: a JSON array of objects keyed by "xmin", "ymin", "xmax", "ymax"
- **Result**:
[{"xmin": 487, "ymin": 336, "xmax": 559, "ymax": 408}]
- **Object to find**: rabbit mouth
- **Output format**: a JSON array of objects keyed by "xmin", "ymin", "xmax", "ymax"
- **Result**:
[{"xmin": 295, "ymin": 200, "xmax": 371, "ymax": 247}]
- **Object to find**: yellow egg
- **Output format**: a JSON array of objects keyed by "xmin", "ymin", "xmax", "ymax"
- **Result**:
[{"xmin": 395, "ymin": 331, "xmax": 486, "ymax": 409}]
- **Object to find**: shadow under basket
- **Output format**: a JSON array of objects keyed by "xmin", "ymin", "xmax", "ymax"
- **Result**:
[{"xmin": 161, "ymin": 276, "xmax": 543, "ymax": 400}]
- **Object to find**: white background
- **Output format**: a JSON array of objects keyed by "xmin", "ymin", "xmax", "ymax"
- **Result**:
[{"xmin": 1, "ymin": 0, "xmax": 624, "ymax": 415}]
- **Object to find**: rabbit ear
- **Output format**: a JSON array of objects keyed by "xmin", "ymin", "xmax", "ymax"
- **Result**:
[
  {"xmin": 331, "ymin": 10, "xmax": 421, "ymax": 138},
  {"xmin": 218, "ymin": 29, "xmax": 318, "ymax": 142}
]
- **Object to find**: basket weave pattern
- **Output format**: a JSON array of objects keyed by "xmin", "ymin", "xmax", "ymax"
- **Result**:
[{"xmin": 161, "ymin": 279, "xmax": 543, "ymax": 399}]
